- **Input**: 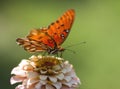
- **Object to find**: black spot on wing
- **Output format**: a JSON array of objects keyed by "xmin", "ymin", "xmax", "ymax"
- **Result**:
[
  {"xmin": 57, "ymin": 26, "xmax": 60, "ymax": 29},
  {"xmin": 51, "ymin": 22, "xmax": 54, "ymax": 25},
  {"xmin": 54, "ymin": 33, "xmax": 57, "ymax": 35},
  {"xmin": 61, "ymin": 24, "xmax": 64, "ymax": 27},
  {"xmin": 48, "ymin": 22, "xmax": 55, "ymax": 29},
  {"xmin": 56, "ymin": 20, "xmax": 59, "ymax": 23}
]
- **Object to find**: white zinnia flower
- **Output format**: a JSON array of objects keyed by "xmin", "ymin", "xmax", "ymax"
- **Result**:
[{"xmin": 10, "ymin": 55, "xmax": 81, "ymax": 89}]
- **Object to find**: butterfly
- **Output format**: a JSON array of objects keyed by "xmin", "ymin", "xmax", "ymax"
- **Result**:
[{"xmin": 16, "ymin": 9, "xmax": 75, "ymax": 55}]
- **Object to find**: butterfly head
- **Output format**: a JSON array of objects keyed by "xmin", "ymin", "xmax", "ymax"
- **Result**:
[{"xmin": 47, "ymin": 46, "xmax": 65, "ymax": 55}]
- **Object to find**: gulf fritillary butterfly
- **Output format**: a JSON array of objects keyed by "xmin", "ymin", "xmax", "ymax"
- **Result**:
[{"xmin": 16, "ymin": 9, "xmax": 75, "ymax": 55}]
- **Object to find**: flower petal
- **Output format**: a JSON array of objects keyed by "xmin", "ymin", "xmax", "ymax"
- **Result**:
[
  {"xmin": 65, "ymin": 64, "xmax": 72, "ymax": 73},
  {"xmin": 73, "ymin": 77, "xmax": 81, "ymax": 85},
  {"xmin": 61, "ymin": 85, "xmax": 75, "ymax": 89},
  {"xmin": 11, "ymin": 67, "xmax": 26, "ymax": 76},
  {"xmin": 40, "ymin": 75, "xmax": 47, "ymax": 80},
  {"xmin": 10, "ymin": 76, "xmax": 25, "ymax": 84},
  {"xmin": 19, "ymin": 60, "xmax": 30, "ymax": 67},
  {"xmin": 53, "ymin": 82, "xmax": 62, "ymax": 89},
  {"xmin": 62, "ymin": 68, "xmax": 67, "ymax": 74},
  {"xmin": 64, "ymin": 76, "xmax": 72, "ymax": 82},
  {"xmin": 49, "ymin": 76, "xmax": 57, "ymax": 83},
  {"xmin": 15, "ymin": 85, "xmax": 27, "ymax": 89},
  {"xmin": 56, "ymin": 73, "xmax": 64, "ymax": 80},
  {"xmin": 27, "ymin": 71, "xmax": 39, "ymax": 78},
  {"xmin": 40, "ymin": 70, "xmax": 47, "ymax": 74},
  {"xmin": 65, "ymin": 70, "xmax": 76, "ymax": 77},
  {"xmin": 27, "ymin": 77, "xmax": 39, "ymax": 86},
  {"xmin": 40, "ymin": 80, "xmax": 47, "ymax": 85},
  {"xmin": 63, "ymin": 77, "xmax": 80, "ymax": 87},
  {"xmin": 46, "ymin": 84, "xmax": 55, "ymax": 89},
  {"xmin": 35, "ymin": 82, "xmax": 42, "ymax": 89}
]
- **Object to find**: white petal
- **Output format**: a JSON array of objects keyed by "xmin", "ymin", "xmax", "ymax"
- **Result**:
[
  {"xmin": 56, "ymin": 73, "xmax": 64, "ymax": 80},
  {"xmin": 49, "ymin": 76, "xmax": 57, "ymax": 83},
  {"xmin": 65, "ymin": 69, "xmax": 76, "ymax": 77},
  {"xmin": 15, "ymin": 84, "xmax": 26, "ymax": 89},
  {"xmin": 62, "ymin": 63, "xmax": 72, "ymax": 73},
  {"xmin": 65, "ymin": 64, "xmax": 72, "ymax": 73},
  {"xmin": 19, "ymin": 60, "xmax": 30, "ymax": 67},
  {"xmin": 40, "ymin": 75, "xmax": 47, "ymax": 80},
  {"xmin": 56, "ymin": 57, "xmax": 64, "ymax": 61},
  {"xmin": 27, "ymin": 77, "xmax": 39, "ymax": 86},
  {"xmin": 73, "ymin": 77, "xmax": 81, "ymax": 85},
  {"xmin": 23, "ymin": 65, "xmax": 34, "ymax": 71},
  {"xmin": 27, "ymin": 71, "xmax": 39, "ymax": 78},
  {"xmin": 69, "ymin": 72, "xmax": 76, "ymax": 77},
  {"xmin": 35, "ymin": 82, "xmax": 42, "ymax": 89},
  {"xmin": 40, "ymin": 80, "xmax": 47, "ymax": 85},
  {"xmin": 52, "ymin": 70, "xmax": 59, "ymax": 74},
  {"xmin": 63, "ymin": 82, "xmax": 72, "ymax": 87},
  {"xmin": 10, "ymin": 76, "xmax": 25, "ymax": 84},
  {"xmin": 29, "ymin": 55, "xmax": 38, "ymax": 60},
  {"xmin": 46, "ymin": 84, "xmax": 55, "ymax": 89},
  {"xmin": 64, "ymin": 76, "xmax": 72, "ymax": 82},
  {"xmin": 63, "ymin": 78, "xmax": 80, "ymax": 87},
  {"xmin": 11, "ymin": 67, "xmax": 26, "ymax": 76},
  {"xmin": 62, "ymin": 68, "xmax": 67, "ymax": 74},
  {"xmin": 40, "ymin": 70, "xmax": 47, "ymax": 74},
  {"xmin": 64, "ymin": 61, "xmax": 69, "ymax": 64},
  {"xmin": 53, "ymin": 82, "xmax": 62, "ymax": 89}
]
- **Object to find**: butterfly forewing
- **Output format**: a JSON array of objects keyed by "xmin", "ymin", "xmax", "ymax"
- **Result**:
[
  {"xmin": 27, "ymin": 29, "xmax": 55, "ymax": 48},
  {"xmin": 47, "ymin": 9, "xmax": 75, "ymax": 46}
]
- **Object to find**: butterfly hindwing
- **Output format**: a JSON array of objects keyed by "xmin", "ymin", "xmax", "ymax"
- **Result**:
[
  {"xmin": 16, "ymin": 38, "xmax": 47, "ymax": 52},
  {"xmin": 17, "ymin": 28, "xmax": 55, "ymax": 52},
  {"xmin": 27, "ymin": 29, "xmax": 56, "ymax": 49}
]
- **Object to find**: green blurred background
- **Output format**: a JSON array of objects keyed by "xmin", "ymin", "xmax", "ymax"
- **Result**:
[{"xmin": 0, "ymin": 0, "xmax": 120, "ymax": 89}]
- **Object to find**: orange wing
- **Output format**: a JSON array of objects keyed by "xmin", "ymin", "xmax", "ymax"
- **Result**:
[
  {"xmin": 17, "ymin": 28, "xmax": 56, "ymax": 52},
  {"xmin": 47, "ymin": 9, "xmax": 75, "ymax": 46},
  {"xmin": 16, "ymin": 9, "xmax": 75, "ymax": 53}
]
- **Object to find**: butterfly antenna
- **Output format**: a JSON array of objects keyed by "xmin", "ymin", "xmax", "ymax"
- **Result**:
[
  {"xmin": 64, "ymin": 41, "xmax": 86, "ymax": 54},
  {"xmin": 65, "ymin": 48, "xmax": 76, "ymax": 54},
  {"xmin": 65, "ymin": 41, "xmax": 86, "ymax": 48}
]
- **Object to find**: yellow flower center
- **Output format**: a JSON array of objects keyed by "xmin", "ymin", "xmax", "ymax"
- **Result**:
[{"xmin": 30, "ymin": 55, "xmax": 63, "ymax": 75}]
